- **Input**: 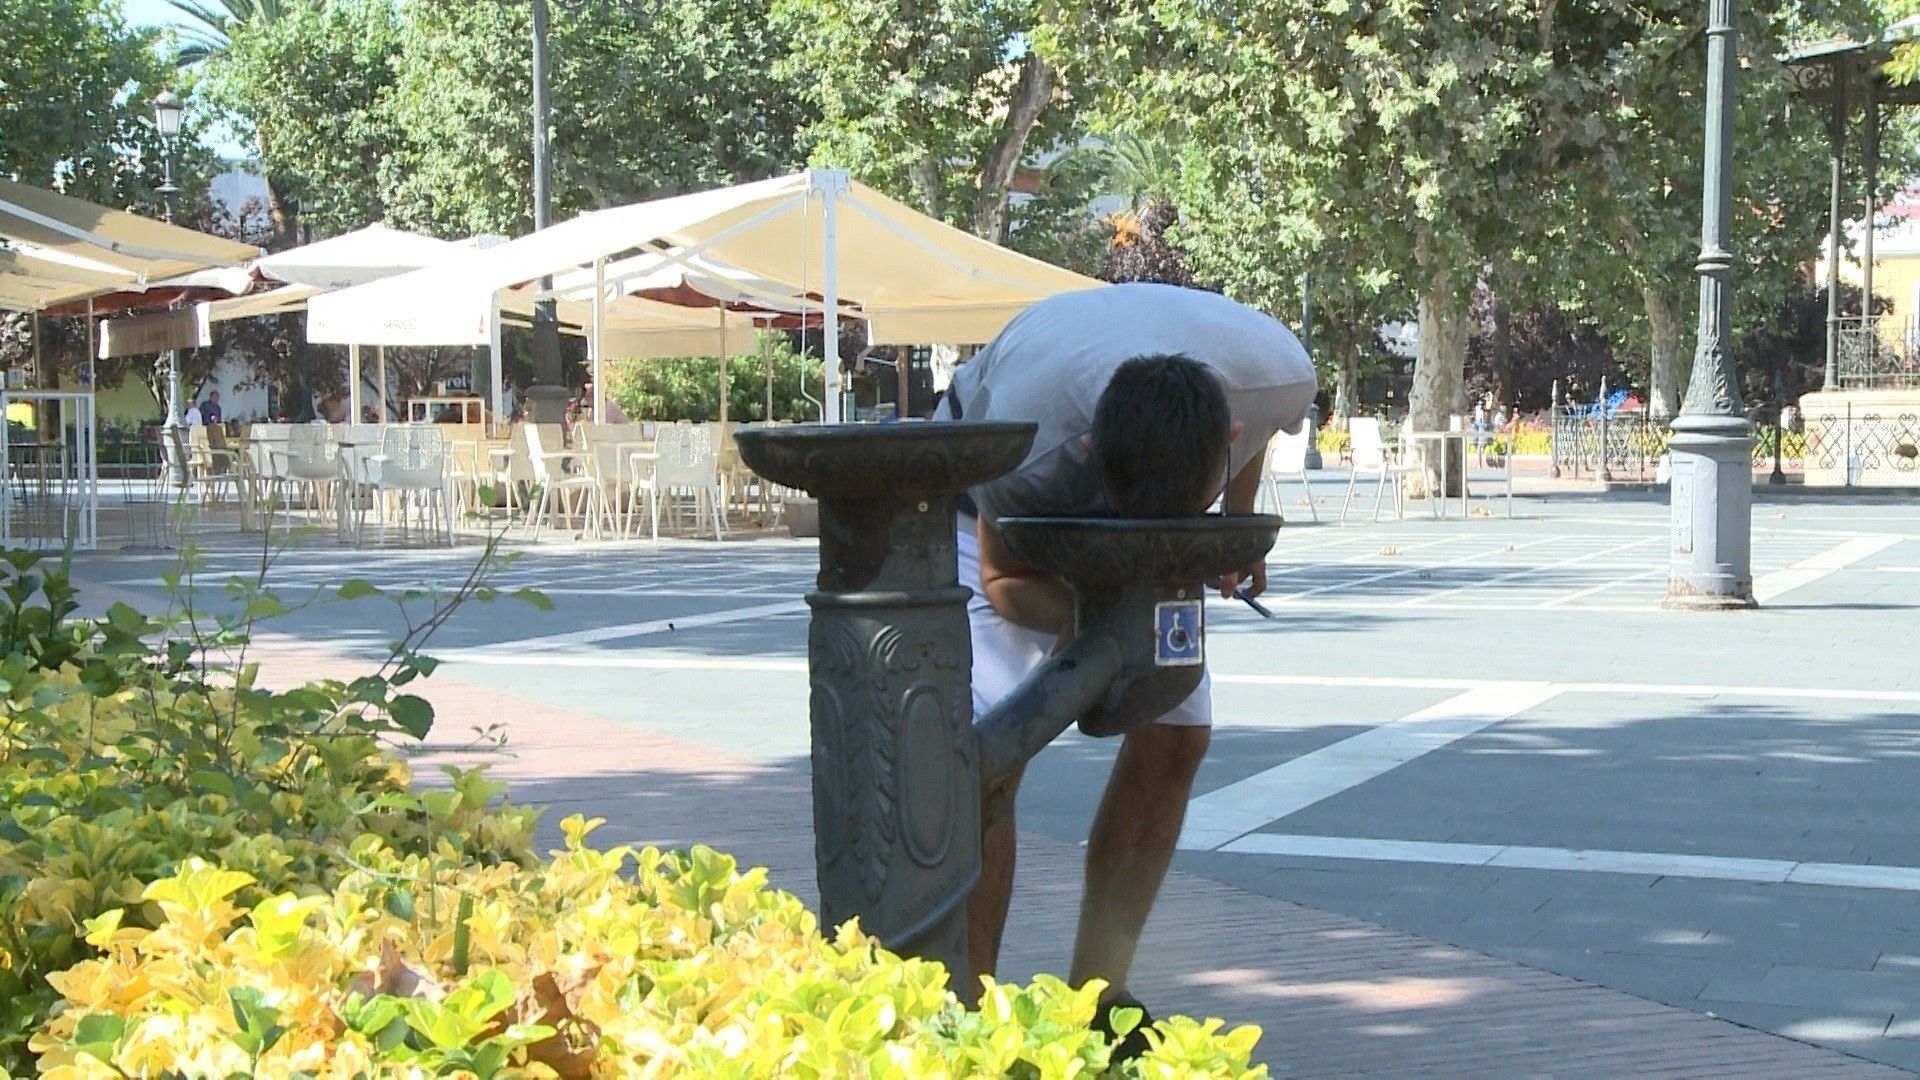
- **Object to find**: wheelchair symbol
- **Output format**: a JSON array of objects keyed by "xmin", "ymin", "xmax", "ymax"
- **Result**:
[{"xmin": 1154, "ymin": 600, "xmax": 1204, "ymax": 667}]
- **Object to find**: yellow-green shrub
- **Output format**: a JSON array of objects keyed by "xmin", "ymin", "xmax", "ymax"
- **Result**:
[
  {"xmin": 32, "ymin": 822, "xmax": 1264, "ymax": 1079},
  {"xmin": 3, "ymin": 552, "xmax": 1268, "ymax": 1077},
  {"xmin": 0, "ymin": 551, "xmax": 540, "ymax": 1072}
]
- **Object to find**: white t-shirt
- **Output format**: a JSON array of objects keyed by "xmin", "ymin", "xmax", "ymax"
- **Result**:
[{"xmin": 946, "ymin": 283, "xmax": 1317, "ymax": 523}]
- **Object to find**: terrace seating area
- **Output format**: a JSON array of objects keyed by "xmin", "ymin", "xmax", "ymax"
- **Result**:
[{"xmin": 149, "ymin": 418, "xmax": 800, "ymax": 547}]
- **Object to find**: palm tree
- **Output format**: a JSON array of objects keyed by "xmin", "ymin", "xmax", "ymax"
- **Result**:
[
  {"xmin": 161, "ymin": 0, "xmax": 300, "ymax": 248},
  {"xmin": 161, "ymin": 0, "xmax": 289, "ymax": 66},
  {"xmin": 164, "ymin": 0, "xmax": 310, "ymax": 414},
  {"xmin": 1070, "ymin": 132, "xmax": 1193, "ymax": 287}
]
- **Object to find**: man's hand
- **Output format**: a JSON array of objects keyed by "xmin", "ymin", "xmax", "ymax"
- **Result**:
[{"xmin": 1214, "ymin": 560, "xmax": 1268, "ymax": 600}]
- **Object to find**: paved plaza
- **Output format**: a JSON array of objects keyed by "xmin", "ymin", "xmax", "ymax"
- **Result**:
[{"xmin": 77, "ymin": 486, "xmax": 1920, "ymax": 1073}]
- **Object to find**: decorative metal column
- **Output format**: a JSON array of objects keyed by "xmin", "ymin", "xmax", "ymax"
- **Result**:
[
  {"xmin": 153, "ymin": 90, "xmax": 185, "ymax": 484},
  {"xmin": 735, "ymin": 423, "xmax": 1035, "ymax": 978},
  {"xmin": 1665, "ymin": 0, "xmax": 1755, "ymax": 609},
  {"xmin": 1300, "ymin": 274, "xmax": 1323, "ymax": 469},
  {"xmin": 1824, "ymin": 58, "xmax": 1849, "ymax": 391},
  {"xmin": 736, "ymin": 422, "xmax": 1281, "ymax": 984}
]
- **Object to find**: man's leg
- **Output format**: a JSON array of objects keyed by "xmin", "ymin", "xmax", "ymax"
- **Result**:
[
  {"xmin": 956, "ymin": 514, "xmax": 1051, "ymax": 1001},
  {"xmin": 968, "ymin": 762, "xmax": 1025, "ymax": 1000},
  {"xmin": 1069, "ymin": 721, "xmax": 1211, "ymax": 996}
]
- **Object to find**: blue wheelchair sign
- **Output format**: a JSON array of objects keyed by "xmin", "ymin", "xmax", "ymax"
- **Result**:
[{"xmin": 1153, "ymin": 600, "xmax": 1204, "ymax": 667}]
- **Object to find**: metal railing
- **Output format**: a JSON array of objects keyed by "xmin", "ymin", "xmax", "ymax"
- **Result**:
[
  {"xmin": 1801, "ymin": 400, "xmax": 1920, "ymax": 484},
  {"xmin": 1548, "ymin": 380, "xmax": 1667, "ymax": 482},
  {"xmin": 1837, "ymin": 316, "xmax": 1920, "ymax": 389}
]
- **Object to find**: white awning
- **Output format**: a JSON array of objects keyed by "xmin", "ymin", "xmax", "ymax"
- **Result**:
[
  {"xmin": 306, "ymin": 170, "xmax": 1099, "ymax": 348},
  {"xmin": 0, "ymin": 178, "xmax": 259, "ymax": 311}
]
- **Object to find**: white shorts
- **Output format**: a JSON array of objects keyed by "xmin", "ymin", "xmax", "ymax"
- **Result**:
[{"xmin": 958, "ymin": 516, "xmax": 1212, "ymax": 727}]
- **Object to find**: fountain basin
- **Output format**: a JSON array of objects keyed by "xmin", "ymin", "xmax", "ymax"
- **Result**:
[
  {"xmin": 735, "ymin": 422, "xmax": 1037, "ymax": 501},
  {"xmin": 997, "ymin": 515, "xmax": 1283, "ymax": 590}
]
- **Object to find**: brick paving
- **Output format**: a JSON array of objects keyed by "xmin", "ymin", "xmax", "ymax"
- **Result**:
[{"xmin": 248, "ymin": 635, "xmax": 1903, "ymax": 1077}]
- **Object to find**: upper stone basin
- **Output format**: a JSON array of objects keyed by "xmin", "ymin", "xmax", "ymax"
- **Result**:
[
  {"xmin": 997, "ymin": 515, "xmax": 1283, "ymax": 589},
  {"xmin": 735, "ymin": 422, "xmax": 1037, "ymax": 501}
]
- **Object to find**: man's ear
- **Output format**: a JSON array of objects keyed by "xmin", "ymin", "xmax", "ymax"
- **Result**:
[
  {"xmin": 1230, "ymin": 420, "xmax": 1245, "ymax": 441},
  {"xmin": 1079, "ymin": 433, "xmax": 1094, "ymax": 451}
]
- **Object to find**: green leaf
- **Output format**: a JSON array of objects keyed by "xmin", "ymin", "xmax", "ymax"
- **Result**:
[
  {"xmin": 72, "ymin": 1013, "xmax": 125, "ymax": 1063},
  {"xmin": 388, "ymin": 694, "xmax": 434, "ymax": 739},
  {"xmin": 512, "ymin": 587, "xmax": 554, "ymax": 612},
  {"xmin": 188, "ymin": 770, "xmax": 236, "ymax": 799},
  {"xmin": 336, "ymin": 578, "xmax": 382, "ymax": 601}
]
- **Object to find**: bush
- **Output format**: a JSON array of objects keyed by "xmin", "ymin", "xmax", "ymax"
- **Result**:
[
  {"xmin": 2, "ymin": 552, "xmax": 1267, "ymax": 1078},
  {"xmin": 31, "ymin": 825, "xmax": 1263, "ymax": 1078},
  {"xmin": 1487, "ymin": 425, "xmax": 1552, "ymax": 457},
  {"xmin": 0, "ymin": 549, "xmax": 540, "ymax": 1073}
]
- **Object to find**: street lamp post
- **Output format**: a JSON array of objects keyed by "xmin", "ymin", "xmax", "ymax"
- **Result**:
[
  {"xmin": 154, "ymin": 90, "xmax": 185, "ymax": 485},
  {"xmin": 1664, "ymin": 0, "xmax": 1755, "ymax": 608},
  {"xmin": 522, "ymin": 0, "xmax": 568, "ymax": 424},
  {"xmin": 1300, "ymin": 272, "xmax": 1324, "ymax": 469}
]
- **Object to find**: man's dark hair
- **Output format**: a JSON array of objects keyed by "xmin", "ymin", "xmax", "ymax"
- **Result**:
[{"xmin": 1091, "ymin": 354, "xmax": 1232, "ymax": 517}]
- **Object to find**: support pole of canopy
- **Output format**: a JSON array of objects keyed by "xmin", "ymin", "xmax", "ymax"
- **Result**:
[
  {"xmin": 592, "ymin": 256, "xmax": 605, "ymax": 422},
  {"xmin": 488, "ymin": 301, "xmax": 505, "ymax": 424},
  {"xmin": 349, "ymin": 344, "xmax": 362, "ymax": 423},
  {"xmin": 819, "ymin": 171, "xmax": 844, "ymax": 425},
  {"xmin": 85, "ymin": 300, "xmax": 95, "ymax": 388},
  {"xmin": 376, "ymin": 346, "xmax": 387, "ymax": 421},
  {"xmin": 718, "ymin": 309, "xmax": 729, "ymax": 427}
]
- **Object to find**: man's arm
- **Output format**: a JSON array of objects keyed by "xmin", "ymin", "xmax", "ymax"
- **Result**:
[
  {"xmin": 1216, "ymin": 449, "xmax": 1270, "ymax": 599},
  {"xmin": 977, "ymin": 514, "xmax": 1074, "ymax": 636}
]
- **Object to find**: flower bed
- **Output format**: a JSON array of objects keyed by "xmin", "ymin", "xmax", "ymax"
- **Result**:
[{"xmin": 0, "ymin": 552, "xmax": 1265, "ymax": 1078}]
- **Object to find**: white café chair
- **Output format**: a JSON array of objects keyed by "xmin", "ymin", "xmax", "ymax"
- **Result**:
[
  {"xmin": 356, "ymin": 425, "xmax": 455, "ymax": 546},
  {"xmin": 650, "ymin": 422, "xmax": 726, "ymax": 541},
  {"xmin": 1261, "ymin": 421, "xmax": 1318, "ymax": 522},
  {"xmin": 523, "ymin": 423, "xmax": 608, "ymax": 540},
  {"xmin": 282, "ymin": 422, "xmax": 341, "ymax": 524},
  {"xmin": 1341, "ymin": 417, "xmax": 1413, "ymax": 524}
]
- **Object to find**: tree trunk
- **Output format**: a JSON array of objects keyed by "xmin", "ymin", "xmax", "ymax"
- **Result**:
[
  {"xmin": 1644, "ymin": 285, "xmax": 1686, "ymax": 421},
  {"xmin": 1407, "ymin": 271, "xmax": 1469, "ymax": 498},
  {"xmin": 257, "ymin": 132, "xmax": 299, "ymax": 252},
  {"xmin": 970, "ymin": 51, "xmax": 1055, "ymax": 241},
  {"xmin": 1491, "ymin": 295, "xmax": 1514, "ymax": 407},
  {"xmin": 1333, "ymin": 350, "xmax": 1356, "ymax": 429}
]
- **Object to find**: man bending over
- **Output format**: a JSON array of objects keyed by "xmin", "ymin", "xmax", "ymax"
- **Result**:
[{"xmin": 942, "ymin": 282, "xmax": 1316, "ymax": 1051}]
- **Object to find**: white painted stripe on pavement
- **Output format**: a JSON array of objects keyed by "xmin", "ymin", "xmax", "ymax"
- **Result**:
[
  {"xmin": 1220, "ymin": 833, "xmax": 1920, "ymax": 894},
  {"xmin": 1536, "ymin": 567, "xmax": 1664, "ymax": 608},
  {"xmin": 1177, "ymin": 683, "xmax": 1561, "ymax": 852},
  {"xmin": 1752, "ymin": 535, "xmax": 1902, "ymax": 603},
  {"xmin": 457, "ymin": 599, "xmax": 808, "ymax": 654},
  {"xmin": 447, "ymin": 652, "xmax": 809, "ymax": 672},
  {"xmin": 1210, "ymin": 672, "xmax": 1920, "ymax": 705},
  {"xmin": 433, "ymin": 657, "xmax": 1920, "ymax": 707},
  {"xmin": 1397, "ymin": 536, "xmax": 1658, "ymax": 606},
  {"xmin": 1265, "ymin": 537, "xmax": 1564, "ymax": 602}
]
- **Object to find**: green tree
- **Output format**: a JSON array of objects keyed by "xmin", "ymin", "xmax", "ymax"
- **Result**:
[
  {"xmin": 382, "ymin": 0, "xmax": 811, "ymax": 237},
  {"xmin": 773, "ymin": 0, "xmax": 1071, "ymax": 242},
  {"xmin": 163, "ymin": 0, "xmax": 314, "ymax": 245},
  {"xmin": 607, "ymin": 336, "xmax": 821, "ymax": 423},
  {"xmin": 0, "ymin": 0, "xmax": 218, "ymax": 380},
  {"xmin": 198, "ymin": 0, "xmax": 402, "ymax": 240},
  {"xmin": 0, "ymin": 0, "xmax": 184, "ymax": 207}
]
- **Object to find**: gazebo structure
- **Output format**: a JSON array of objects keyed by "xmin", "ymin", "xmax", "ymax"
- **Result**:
[{"xmin": 1786, "ymin": 20, "xmax": 1920, "ymax": 486}]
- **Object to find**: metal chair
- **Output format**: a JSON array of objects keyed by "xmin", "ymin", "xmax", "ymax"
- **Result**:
[
  {"xmin": 1261, "ymin": 420, "xmax": 1318, "ymax": 523},
  {"xmin": 1341, "ymin": 417, "xmax": 1413, "ymax": 524},
  {"xmin": 356, "ymin": 425, "xmax": 454, "ymax": 546}
]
